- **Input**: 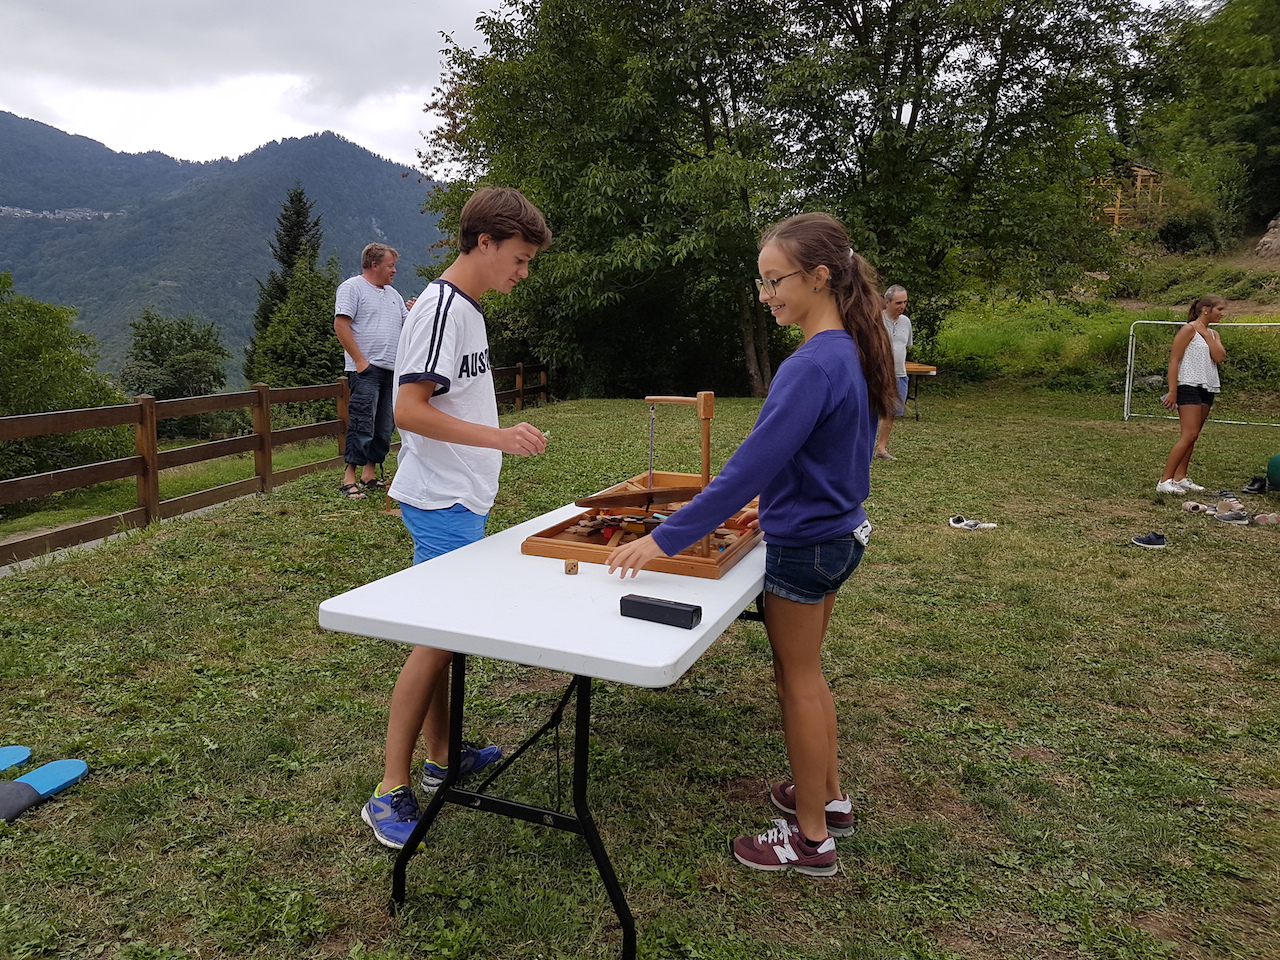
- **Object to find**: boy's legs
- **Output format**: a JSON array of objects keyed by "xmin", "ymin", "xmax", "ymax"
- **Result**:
[
  {"xmin": 364, "ymin": 503, "xmax": 492, "ymax": 848},
  {"xmin": 382, "ymin": 646, "xmax": 452, "ymax": 791},
  {"xmin": 378, "ymin": 503, "xmax": 489, "ymax": 789}
]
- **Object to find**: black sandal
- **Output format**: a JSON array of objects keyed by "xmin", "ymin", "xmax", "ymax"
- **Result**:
[
  {"xmin": 339, "ymin": 483, "xmax": 367, "ymax": 499},
  {"xmin": 360, "ymin": 478, "xmax": 388, "ymax": 492}
]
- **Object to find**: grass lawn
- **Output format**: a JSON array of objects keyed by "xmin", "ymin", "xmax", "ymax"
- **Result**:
[{"xmin": 2, "ymin": 386, "xmax": 1278, "ymax": 960}]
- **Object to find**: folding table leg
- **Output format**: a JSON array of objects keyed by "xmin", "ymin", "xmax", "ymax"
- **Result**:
[
  {"xmin": 390, "ymin": 652, "xmax": 467, "ymax": 908},
  {"xmin": 386, "ymin": 661, "xmax": 637, "ymax": 958},
  {"xmin": 571, "ymin": 675, "xmax": 637, "ymax": 959}
]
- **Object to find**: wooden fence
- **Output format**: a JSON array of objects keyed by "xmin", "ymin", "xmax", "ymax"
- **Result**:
[{"xmin": 0, "ymin": 363, "xmax": 549, "ymax": 566}]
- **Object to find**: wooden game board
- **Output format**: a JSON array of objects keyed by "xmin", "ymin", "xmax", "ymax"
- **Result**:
[{"xmin": 520, "ymin": 471, "xmax": 763, "ymax": 579}]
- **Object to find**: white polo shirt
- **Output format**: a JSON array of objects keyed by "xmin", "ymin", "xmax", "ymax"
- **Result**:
[{"xmin": 388, "ymin": 280, "xmax": 502, "ymax": 515}]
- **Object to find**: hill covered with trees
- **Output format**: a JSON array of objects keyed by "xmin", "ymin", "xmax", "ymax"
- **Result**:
[{"xmin": 0, "ymin": 112, "xmax": 442, "ymax": 382}]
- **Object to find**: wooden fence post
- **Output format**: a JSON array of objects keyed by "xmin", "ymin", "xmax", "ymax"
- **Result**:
[
  {"xmin": 252, "ymin": 383, "xmax": 273, "ymax": 493},
  {"xmin": 337, "ymin": 376, "xmax": 350, "ymax": 461},
  {"xmin": 134, "ymin": 394, "xmax": 160, "ymax": 524},
  {"xmin": 515, "ymin": 362, "xmax": 525, "ymax": 412},
  {"xmin": 539, "ymin": 366, "xmax": 548, "ymax": 404}
]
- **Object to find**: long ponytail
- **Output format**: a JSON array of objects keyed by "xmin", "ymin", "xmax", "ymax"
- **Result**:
[
  {"xmin": 759, "ymin": 213, "xmax": 897, "ymax": 419},
  {"xmin": 1187, "ymin": 294, "xmax": 1224, "ymax": 323}
]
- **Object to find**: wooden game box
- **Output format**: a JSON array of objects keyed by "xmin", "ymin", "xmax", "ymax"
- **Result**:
[{"xmin": 520, "ymin": 471, "xmax": 763, "ymax": 579}]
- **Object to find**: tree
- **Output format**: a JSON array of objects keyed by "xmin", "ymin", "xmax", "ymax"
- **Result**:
[
  {"xmin": 424, "ymin": 0, "xmax": 1136, "ymax": 398},
  {"xmin": 0, "ymin": 272, "xmax": 129, "ymax": 484},
  {"xmin": 769, "ymin": 0, "xmax": 1132, "ymax": 299},
  {"xmin": 254, "ymin": 254, "xmax": 344, "ymax": 388},
  {"xmin": 119, "ymin": 310, "xmax": 231, "ymax": 400},
  {"xmin": 426, "ymin": 0, "xmax": 789, "ymax": 398},
  {"xmin": 1130, "ymin": 0, "xmax": 1280, "ymax": 235},
  {"xmin": 244, "ymin": 182, "xmax": 324, "ymax": 382},
  {"xmin": 119, "ymin": 309, "xmax": 232, "ymax": 438}
]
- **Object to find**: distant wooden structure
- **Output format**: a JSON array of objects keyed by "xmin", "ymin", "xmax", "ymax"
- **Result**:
[{"xmin": 1093, "ymin": 164, "xmax": 1166, "ymax": 231}]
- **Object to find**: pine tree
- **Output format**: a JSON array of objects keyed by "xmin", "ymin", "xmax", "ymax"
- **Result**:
[
  {"xmin": 244, "ymin": 183, "xmax": 323, "ymax": 382},
  {"xmin": 254, "ymin": 254, "xmax": 344, "ymax": 424}
]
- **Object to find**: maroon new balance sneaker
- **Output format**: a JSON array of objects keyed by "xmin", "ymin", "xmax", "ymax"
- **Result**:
[
  {"xmin": 731, "ymin": 818, "xmax": 838, "ymax": 876},
  {"xmin": 769, "ymin": 781, "xmax": 856, "ymax": 837}
]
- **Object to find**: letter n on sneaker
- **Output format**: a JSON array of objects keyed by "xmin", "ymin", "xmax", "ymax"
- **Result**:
[{"xmin": 731, "ymin": 818, "xmax": 838, "ymax": 876}]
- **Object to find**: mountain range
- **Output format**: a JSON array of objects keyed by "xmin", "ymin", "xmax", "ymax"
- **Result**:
[{"xmin": 0, "ymin": 111, "xmax": 442, "ymax": 383}]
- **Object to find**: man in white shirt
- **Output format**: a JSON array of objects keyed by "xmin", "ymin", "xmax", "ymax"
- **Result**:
[
  {"xmin": 874, "ymin": 285, "xmax": 912, "ymax": 460},
  {"xmin": 334, "ymin": 243, "xmax": 412, "ymax": 497}
]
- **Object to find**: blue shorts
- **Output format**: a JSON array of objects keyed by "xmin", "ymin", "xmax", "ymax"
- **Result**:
[
  {"xmin": 765, "ymin": 535, "xmax": 867, "ymax": 604},
  {"xmin": 894, "ymin": 376, "xmax": 909, "ymax": 416},
  {"xmin": 401, "ymin": 502, "xmax": 488, "ymax": 565}
]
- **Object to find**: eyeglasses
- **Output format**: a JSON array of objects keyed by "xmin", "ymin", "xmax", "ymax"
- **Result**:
[{"xmin": 754, "ymin": 270, "xmax": 803, "ymax": 297}]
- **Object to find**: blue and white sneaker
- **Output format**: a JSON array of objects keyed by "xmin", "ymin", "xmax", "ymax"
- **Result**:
[
  {"xmin": 421, "ymin": 742, "xmax": 504, "ymax": 793},
  {"xmin": 361, "ymin": 784, "xmax": 423, "ymax": 850}
]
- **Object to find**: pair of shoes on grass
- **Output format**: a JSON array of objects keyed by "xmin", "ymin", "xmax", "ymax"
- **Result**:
[
  {"xmin": 1242, "ymin": 476, "xmax": 1268, "ymax": 495},
  {"xmin": 362, "ymin": 743, "xmax": 503, "ymax": 850},
  {"xmin": 1185, "ymin": 498, "xmax": 1250, "ymax": 523},
  {"xmin": 1252, "ymin": 513, "xmax": 1280, "ymax": 525},
  {"xmin": 730, "ymin": 782, "xmax": 855, "ymax": 877},
  {"xmin": 1213, "ymin": 498, "xmax": 1248, "ymax": 524},
  {"xmin": 1157, "ymin": 477, "xmax": 1206, "ymax": 494}
]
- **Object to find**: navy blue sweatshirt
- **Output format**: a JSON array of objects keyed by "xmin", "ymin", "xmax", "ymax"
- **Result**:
[{"xmin": 652, "ymin": 329, "xmax": 874, "ymax": 554}]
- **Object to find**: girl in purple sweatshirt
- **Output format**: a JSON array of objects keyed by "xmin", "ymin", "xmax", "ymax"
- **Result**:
[{"xmin": 608, "ymin": 213, "xmax": 896, "ymax": 876}]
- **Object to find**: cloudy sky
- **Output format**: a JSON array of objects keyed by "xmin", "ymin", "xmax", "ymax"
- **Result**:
[{"xmin": 1, "ymin": 0, "xmax": 496, "ymax": 168}]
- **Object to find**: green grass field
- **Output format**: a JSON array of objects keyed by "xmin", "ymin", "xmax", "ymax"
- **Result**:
[{"xmin": 2, "ymin": 387, "xmax": 1278, "ymax": 960}]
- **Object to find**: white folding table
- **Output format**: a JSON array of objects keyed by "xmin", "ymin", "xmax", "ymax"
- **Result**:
[{"xmin": 319, "ymin": 502, "xmax": 765, "ymax": 959}]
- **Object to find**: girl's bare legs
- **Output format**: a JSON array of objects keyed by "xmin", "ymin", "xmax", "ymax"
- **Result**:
[
  {"xmin": 765, "ymin": 591, "xmax": 842, "ymax": 842},
  {"xmin": 1161, "ymin": 403, "xmax": 1211, "ymax": 482},
  {"xmin": 382, "ymin": 644, "xmax": 453, "ymax": 790}
]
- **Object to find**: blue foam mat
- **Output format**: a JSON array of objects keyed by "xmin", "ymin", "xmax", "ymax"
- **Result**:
[
  {"xmin": 18, "ymin": 759, "xmax": 88, "ymax": 799},
  {"xmin": 0, "ymin": 745, "xmax": 31, "ymax": 772}
]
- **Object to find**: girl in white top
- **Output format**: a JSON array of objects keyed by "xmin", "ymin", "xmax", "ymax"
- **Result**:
[{"xmin": 1157, "ymin": 295, "xmax": 1227, "ymax": 494}]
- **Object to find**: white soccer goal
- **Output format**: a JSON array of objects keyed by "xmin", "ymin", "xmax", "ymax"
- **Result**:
[{"xmin": 1124, "ymin": 319, "xmax": 1280, "ymax": 427}]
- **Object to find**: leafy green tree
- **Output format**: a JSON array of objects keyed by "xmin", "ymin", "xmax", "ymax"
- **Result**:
[
  {"xmin": 119, "ymin": 309, "xmax": 231, "ymax": 401},
  {"xmin": 426, "ymin": 0, "xmax": 788, "ymax": 397},
  {"xmin": 0, "ymin": 272, "xmax": 129, "ymax": 484},
  {"xmin": 119, "ymin": 309, "xmax": 233, "ymax": 439},
  {"xmin": 1131, "ymin": 0, "xmax": 1280, "ymax": 235},
  {"xmin": 251, "ymin": 255, "xmax": 344, "ymax": 426},
  {"xmin": 769, "ymin": 0, "xmax": 1130, "ymax": 300},
  {"xmin": 424, "ymin": 0, "xmax": 1135, "ymax": 397},
  {"xmin": 244, "ymin": 183, "xmax": 324, "ymax": 382}
]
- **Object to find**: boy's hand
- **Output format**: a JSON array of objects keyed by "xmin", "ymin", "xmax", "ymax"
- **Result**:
[
  {"xmin": 607, "ymin": 534, "xmax": 669, "ymax": 578},
  {"xmin": 498, "ymin": 422, "xmax": 547, "ymax": 456},
  {"xmin": 739, "ymin": 507, "xmax": 760, "ymax": 529}
]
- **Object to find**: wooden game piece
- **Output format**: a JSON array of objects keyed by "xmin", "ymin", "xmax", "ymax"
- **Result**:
[
  {"xmin": 606, "ymin": 529, "xmax": 624, "ymax": 548},
  {"xmin": 564, "ymin": 559, "xmax": 578, "ymax": 574}
]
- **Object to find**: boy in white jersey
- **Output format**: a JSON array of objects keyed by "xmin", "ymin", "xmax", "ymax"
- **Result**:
[{"xmin": 362, "ymin": 188, "xmax": 552, "ymax": 850}]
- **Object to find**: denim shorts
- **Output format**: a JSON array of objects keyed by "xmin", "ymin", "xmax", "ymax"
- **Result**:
[
  {"xmin": 401, "ymin": 502, "xmax": 488, "ymax": 565},
  {"xmin": 895, "ymin": 375, "xmax": 909, "ymax": 415},
  {"xmin": 1175, "ymin": 384, "xmax": 1216, "ymax": 407},
  {"xmin": 765, "ymin": 534, "xmax": 867, "ymax": 604}
]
